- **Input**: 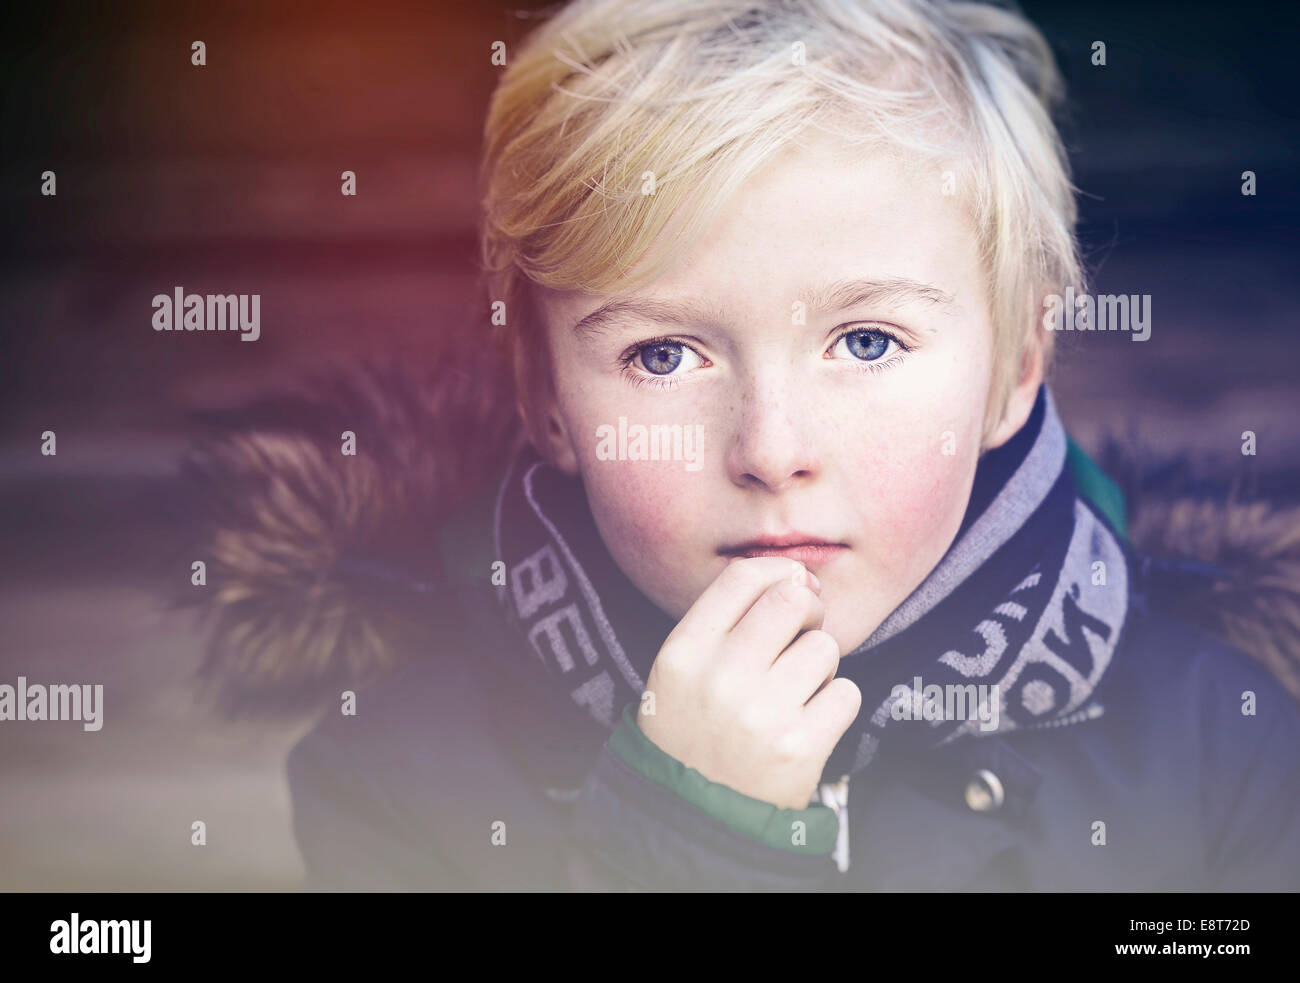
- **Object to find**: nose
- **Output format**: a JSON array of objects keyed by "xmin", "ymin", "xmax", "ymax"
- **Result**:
[{"xmin": 724, "ymin": 373, "xmax": 820, "ymax": 493}]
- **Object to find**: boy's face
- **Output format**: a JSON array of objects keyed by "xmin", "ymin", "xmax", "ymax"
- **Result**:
[{"xmin": 534, "ymin": 134, "xmax": 1037, "ymax": 655}]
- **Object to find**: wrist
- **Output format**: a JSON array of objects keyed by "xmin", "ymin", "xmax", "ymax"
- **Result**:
[{"xmin": 611, "ymin": 701, "xmax": 839, "ymax": 855}]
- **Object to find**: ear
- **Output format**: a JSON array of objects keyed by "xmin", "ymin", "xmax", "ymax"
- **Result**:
[
  {"xmin": 531, "ymin": 386, "xmax": 581, "ymax": 476},
  {"xmin": 983, "ymin": 307, "xmax": 1047, "ymax": 451},
  {"xmin": 521, "ymin": 285, "xmax": 583, "ymax": 476}
]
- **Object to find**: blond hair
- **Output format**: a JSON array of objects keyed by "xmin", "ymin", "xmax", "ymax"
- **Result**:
[{"xmin": 478, "ymin": 0, "xmax": 1082, "ymax": 454}]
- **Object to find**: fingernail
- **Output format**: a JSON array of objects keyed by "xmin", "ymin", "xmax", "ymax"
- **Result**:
[{"xmin": 807, "ymin": 569, "xmax": 822, "ymax": 592}]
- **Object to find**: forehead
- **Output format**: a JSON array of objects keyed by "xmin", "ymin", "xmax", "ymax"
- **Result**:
[{"xmin": 538, "ymin": 135, "xmax": 982, "ymax": 334}]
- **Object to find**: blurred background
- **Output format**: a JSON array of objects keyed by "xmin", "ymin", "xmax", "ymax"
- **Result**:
[{"xmin": 1, "ymin": 0, "xmax": 1297, "ymax": 889}]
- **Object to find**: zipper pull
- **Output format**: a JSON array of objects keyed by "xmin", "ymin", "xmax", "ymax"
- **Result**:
[{"xmin": 818, "ymin": 774, "xmax": 851, "ymax": 873}]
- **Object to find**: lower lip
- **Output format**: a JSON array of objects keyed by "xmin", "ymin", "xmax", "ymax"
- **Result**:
[{"xmin": 724, "ymin": 545, "xmax": 847, "ymax": 570}]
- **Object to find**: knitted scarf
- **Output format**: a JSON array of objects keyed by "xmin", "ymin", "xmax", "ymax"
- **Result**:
[{"xmin": 489, "ymin": 387, "xmax": 1129, "ymax": 784}]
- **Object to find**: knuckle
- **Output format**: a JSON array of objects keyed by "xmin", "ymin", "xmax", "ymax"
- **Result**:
[
  {"xmin": 772, "ymin": 727, "xmax": 807, "ymax": 763},
  {"xmin": 704, "ymin": 666, "xmax": 740, "ymax": 707},
  {"xmin": 808, "ymin": 629, "xmax": 840, "ymax": 668},
  {"xmin": 764, "ymin": 578, "xmax": 796, "ymax": 607},
  {"xmin": 809, "ymin": 651, "xmax": 837, "ymax": 685},
  {"xmin": 830, "ymin": 676, "xmax": 863, "ymax": 714},
  {"xmin": 768, "ymin": 577, "xmax": 812, "ymax": 609},
  {"xmin": 816, "ymin": 627, "xmax": 840, "ymax": 652},
  {"xmin": 736, "ymin": 703, "xmax": 767, "ymax": 738},
  {"xmin": 655, "ymin": 639, "xmax": 689, "ymax": 676}
]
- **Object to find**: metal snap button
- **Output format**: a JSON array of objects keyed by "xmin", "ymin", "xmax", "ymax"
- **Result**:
[{"xmin": 964, "ymin": 768, "xmax": 1005, "ymax": 813}]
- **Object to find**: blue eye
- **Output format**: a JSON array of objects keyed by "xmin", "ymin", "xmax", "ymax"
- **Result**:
[
  {"xmin": 620, "ymin": 337, "xmax": 706, "ymax": 388},
  {"xmin": 638, "ymin": 341, "xmax": 684, "ymax": 375},
  {"xmin": 836, "ymin": 329, "xmax": 894, "ymax": 361}
]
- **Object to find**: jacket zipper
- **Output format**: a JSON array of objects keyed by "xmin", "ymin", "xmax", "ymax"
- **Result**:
[{"xmin": 818, "ymin": 774, "xmax": 851, "ymax": 873}]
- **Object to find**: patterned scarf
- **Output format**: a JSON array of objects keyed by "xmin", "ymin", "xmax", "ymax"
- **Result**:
[{"xmin": 489, "ymin": 387, "xmax": 1129, "ymax": 784}]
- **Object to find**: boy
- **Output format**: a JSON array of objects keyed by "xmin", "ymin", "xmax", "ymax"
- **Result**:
[{"xmin": 253, "ymin": 0, "xmax": 1300, "ymax": 889}]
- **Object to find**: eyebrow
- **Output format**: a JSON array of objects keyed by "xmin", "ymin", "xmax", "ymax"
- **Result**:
[{"xmin": 571, "ymin": 276, "xmax": 956, "ymax": 340}]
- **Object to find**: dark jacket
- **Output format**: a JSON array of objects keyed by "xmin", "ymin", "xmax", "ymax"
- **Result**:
[{"xmin": 181, "ymin": 361, "xmax": 1300, "ymax": 891}]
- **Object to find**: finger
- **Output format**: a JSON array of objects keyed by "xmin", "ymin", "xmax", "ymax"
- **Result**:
[
  {"xmin": 662, "ymin": 556, "xmax": 820, "ymax": 659},
  {"xmin": 800, "ymin": 676, "xmax": 862, "ymax": 757},
  {"xmin": 768, "ymin": 629, "xmax": 841, "ymax": 704},
  {"xmin": 724, "ymin": 574, "xmax": 825, "ymax": 671}
]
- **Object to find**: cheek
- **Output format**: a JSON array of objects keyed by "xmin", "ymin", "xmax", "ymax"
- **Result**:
[
  {"xmin": 551, "ymin": 365, "xmax": 720, "ymax": 616},
  {"xmin": 867, "ymin": 443, "xmax": 976, "ymax": 561},
  {"xmin": 581, "ymin": 463, "xmax": 711, "ymax": 611},
  {"xmin": 836, "ymin": 379, "xmax": 986, "ymax": 576}
]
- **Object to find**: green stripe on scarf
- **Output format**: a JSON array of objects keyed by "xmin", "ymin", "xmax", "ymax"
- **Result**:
[{"xmin": 1065, "ymin": 437, "xmax": 1128, "ymax": 541}]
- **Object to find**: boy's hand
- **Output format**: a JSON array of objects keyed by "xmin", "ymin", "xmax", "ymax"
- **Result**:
[{"xmin": 636, "ymin": 557, "xmax": 862, "ymax": 810}]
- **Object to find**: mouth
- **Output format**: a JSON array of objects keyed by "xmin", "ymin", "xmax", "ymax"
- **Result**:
[{"xmin": 718, "ymin": 538, "xmax": 848, "ymax": 570}]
